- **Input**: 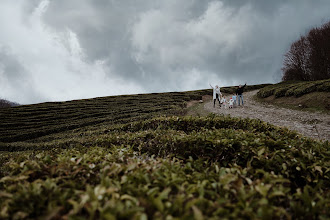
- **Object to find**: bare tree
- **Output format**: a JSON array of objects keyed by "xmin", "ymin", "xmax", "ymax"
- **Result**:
[
  {"xmin": 0, "ymin": 99, "xmax": 20, "ymax": 108},
  {"xmin": 282, "ymin": 21, "xmax": 330, "ymax": 81},
  {"xmin": 282, "ymin": 36, "xmax": 310, "ymax": 81},
  {"xmin": 307, "ymin": 22, "xmax": 330, "ymax": 80}
]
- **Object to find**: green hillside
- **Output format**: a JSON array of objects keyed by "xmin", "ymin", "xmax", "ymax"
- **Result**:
[
  {"xmin": 0, "ymin": 84, "xmax": 267, "ymax": 149},
  {"xmin": 1, "ymin": 84, "xmax": 329, "ymax": 219},
  {"xmin": 256, "ymin": 79, "xmax": 330, "ymax": 112}
]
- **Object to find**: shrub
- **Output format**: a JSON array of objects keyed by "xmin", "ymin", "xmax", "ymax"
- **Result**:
[
  {"xmin": 293, "ymin": 83, "xmax": 317, "ymax": 97},
  {"xmin": 316, "ymin": 81, "xmax": 330, "ymax": 92},
  {"xmin": 257, "ymin": 79, "xmax": 330, "ymax": 98},
  {"xmin": 285, "ymin": 84, "xmax": 304, "ymax": 96},
  {"xmin": 257, "ymin": 87, "xmax": 276, "ymax": 98},
  {"xmin": 1, "ymin": 85, "xmax": 328, "ymax": 219},
  {"xmin": 0, "ymin": 115, "xmax": 329, "ymax": 219},
  {"xmin": 274, "ymin": 87, "xmax": 290, "ymax": 98}
]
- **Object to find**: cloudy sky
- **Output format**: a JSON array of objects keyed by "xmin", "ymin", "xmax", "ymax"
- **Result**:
[{"xmin": 0, "ymin": 0, "xmax": 329, "ymax": 104}]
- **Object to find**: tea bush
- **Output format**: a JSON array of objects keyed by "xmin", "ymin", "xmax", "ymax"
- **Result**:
[
  {"xmin": 0, "ymin": 84, "xmax": 268, "ymax": 144},
  {"xmin": 0, "ymin": 115, "xmax": 329, "ymax": 219},
  {"xmin": 316, "ymin": 81, "xmax": 330, "ymax": 92},
  {"xmin": 257, "ymin": 79, "xmax": 330, "ymax": 98},
  {"xmin": 1, "ymin": 84, "xmax": 329, "ymax": 219}
]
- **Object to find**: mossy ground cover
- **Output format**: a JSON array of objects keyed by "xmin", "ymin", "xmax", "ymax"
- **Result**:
[
  {"xmin": 256, "ymin": 79, "xmax": 330, "ymax": 112},
  {"xmin": 1, "ymin": 84, "xmax": 329, "ymax": 219}
]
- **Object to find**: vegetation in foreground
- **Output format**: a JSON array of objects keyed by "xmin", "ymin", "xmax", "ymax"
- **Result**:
[
  {"xmin": 0, "ymin": 84, "xmax": 329, "ymax": 219},
  {"xmin": 1, "ymin": 116, "xmax": 329, "ymax": 219},
  {"xmin": 257, "ymin": 79, "xmax": 330, "ymax": 112}
]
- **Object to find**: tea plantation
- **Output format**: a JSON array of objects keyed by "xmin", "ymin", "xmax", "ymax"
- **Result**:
[
  {"xmin": 257, "ymin": 79, "xmax": 330, "ymax": 98},
  {"xmin": 256, "ymin": 79, "xmax": 330, "ymax": 113},
  {"xmin": 0, "ymin": 84, "xmax": 329, "ymax": 219}
]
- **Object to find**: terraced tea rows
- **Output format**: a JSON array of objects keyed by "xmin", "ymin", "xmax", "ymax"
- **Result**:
[
  {"xmin": 0, "ymin": 85, "xmax": 268, "ymax": 148},
  {"xmin": 2, "ymin": 83, "xmax": 329, "ymax": 219},
  {"xmin": 0, "ymin": 91, "xmax": 206, "ymax": 144},
  {"xmin": 1, "ymin": 116, "xmax": 329, "ymax": 219},
  {"xmin": 257, "ymin": 79, "xmax": 330, "ymax": 98}
]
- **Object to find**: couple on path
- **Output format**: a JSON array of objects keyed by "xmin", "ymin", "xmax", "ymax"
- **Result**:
[{"xmin": 210, "ymin": 83, "xmax": 246, "ymax": 108}]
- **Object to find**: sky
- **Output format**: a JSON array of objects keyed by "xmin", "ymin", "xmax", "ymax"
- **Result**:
[{"xmin": 0, "ymin": 0, "xmax": 329, "ymax": 104}]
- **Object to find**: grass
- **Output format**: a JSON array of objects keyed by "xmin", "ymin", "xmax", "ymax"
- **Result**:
[
  {"xmin": 254, "ymin": 92, "xmax": 330, "ymax": 114},
  {"xmin": 1, "ymin": 83, "xmax": 330, "ymax": 219},
  {"xmin": 256, "ymin": 79, "xmax": 330, "ymax": 113},
  {"xmin": 186, "ymin": 95, "xmax": 212, "ymax": 117}
]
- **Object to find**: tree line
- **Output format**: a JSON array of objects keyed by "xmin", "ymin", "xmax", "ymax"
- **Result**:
[
  {"xmin": 0, "ymin": 99, "xmax": 19, "ymax": 108},
  {"xmin": 282, "ymin": 21, "xmax": 330, "ymax": 81}
]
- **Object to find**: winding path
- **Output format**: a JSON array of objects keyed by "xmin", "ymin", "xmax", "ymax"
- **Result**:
[{"xmin": 204, "ymin": 90, "xmax": 330, "ymax": 141}]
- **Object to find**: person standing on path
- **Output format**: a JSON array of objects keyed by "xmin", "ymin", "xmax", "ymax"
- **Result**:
[
  {"xmin": 236, "ymin": 83, "xmax": 247, "ymax": 106},
  {"xmin": 209, "ymin": 83, "xmax": 221, "ymax": 108}
]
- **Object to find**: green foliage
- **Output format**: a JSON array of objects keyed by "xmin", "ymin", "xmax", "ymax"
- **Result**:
[
  {"xmin": 257, "ymin": 79, "xmax": 330, "ymax": 98},
  {"xmin": 0, "ymin": 85, "xmax": 268, "ymax": 144},
  {"xmin": 0, "ymin": 84, "xmax": 329, "ymax": 219},
  {"xmin": 285, "ymin": 84, "xmax": 304, "ymax": 97},
  {"xmin": 316, "ymin": 81, "xmax": 330, "ymax": 92},
  {"xmin": 1, "ymin": 115, "xmax": 329, "ymax": 219}
]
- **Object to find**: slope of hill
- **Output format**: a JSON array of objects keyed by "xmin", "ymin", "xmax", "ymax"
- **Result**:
[
  {"xmin": 204, "ymin": 90, "xmax": 330, "ymax": 141},
  {"xmin": 0, "ymin": 84, "xmax": 267, "ymax": 147},
  {"xmin": 0, "ymin": 84, "xmax": 329, "ymax": 219},
  {"xmin": 256, "ymin": 79, "xmax": 330, "ymax": 112}
]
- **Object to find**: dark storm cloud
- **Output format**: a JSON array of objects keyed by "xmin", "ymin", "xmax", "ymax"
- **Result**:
[{"xmin": 0, "ymin": 0, "xmax": 329, "ymax": 103}]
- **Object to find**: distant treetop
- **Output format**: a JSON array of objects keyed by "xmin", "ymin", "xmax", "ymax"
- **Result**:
[
  {"xmin": 0, "ymin": 99, "xmax": 20, "ymax": 108},
  {"xmin": 282, "ymin": 21, "xmax": 330, "ymax": 81}
]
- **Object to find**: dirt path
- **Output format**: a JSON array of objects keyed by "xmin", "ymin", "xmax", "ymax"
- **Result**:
[{"xmin": 204, "ymin": 90, "xmax": 330, "ymax": 141}]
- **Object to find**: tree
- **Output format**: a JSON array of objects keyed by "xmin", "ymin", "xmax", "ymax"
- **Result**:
[
  {"xmin": 0, "ymin": 99, "xmax": 19, "ymax": 108},
  {"xmin": 282, "ymin": 36, "xmax": 310, "ymax": 81},
  {"xmin": 282, "ymin": 21, "xmax": 330, "ymax": 81},
  {"xmin": 307, "ymin": 22, "xmax": 330, "ymax": 80}
]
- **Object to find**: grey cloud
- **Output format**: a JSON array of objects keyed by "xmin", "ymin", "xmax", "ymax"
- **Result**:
[
  {"xmin": 0, "ymin": 48, "xmax": 44, "ymax": 103},
  {"xmin": 1, "ymin": 0, "xmax": 330, "ymax": 103},
  {"xmin": 0, "ymin": 48, "xmax": 25, "ymax": 79}
]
